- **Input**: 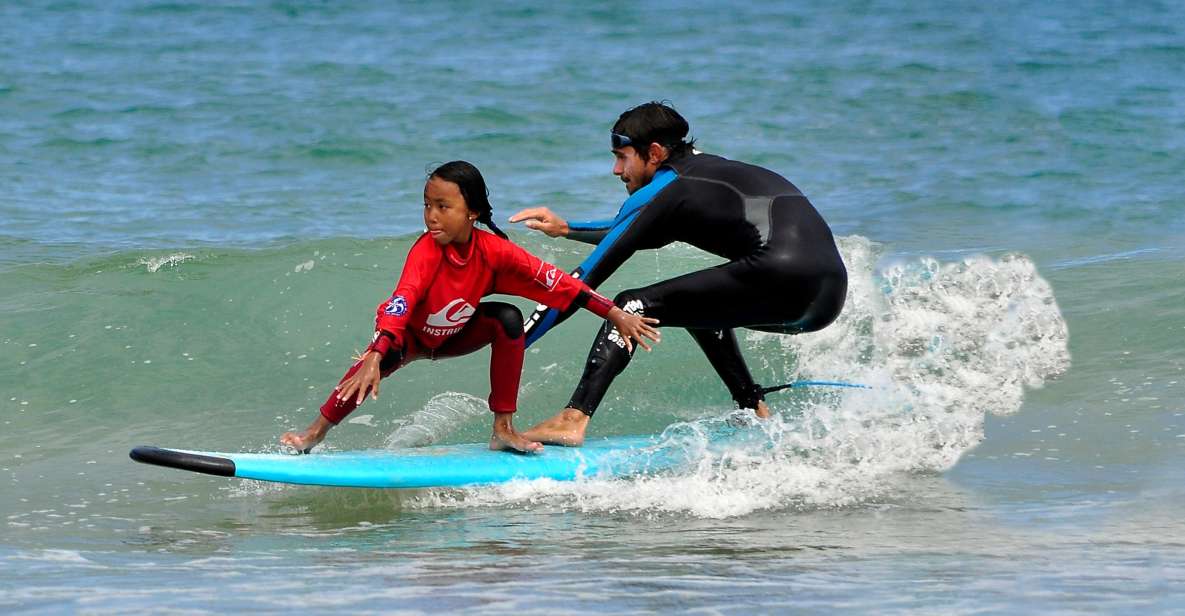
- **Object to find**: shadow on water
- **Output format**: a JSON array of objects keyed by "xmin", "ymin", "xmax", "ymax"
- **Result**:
[{"xmin": 256, "ymin": 485, "xmax": 434, "ymax": 529}]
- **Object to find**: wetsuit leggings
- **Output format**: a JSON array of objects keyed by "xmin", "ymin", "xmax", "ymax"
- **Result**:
[
  {"xmin": 567, "ymin": 260, "xmax": 846, "ymax": 416},
  {"xmin": 320, "ymin": 302, "xmax": 524, "ymax": 424}
]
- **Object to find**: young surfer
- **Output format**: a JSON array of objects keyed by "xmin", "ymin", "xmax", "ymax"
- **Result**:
[
  {"xmin": 281, "ymin": 161, "xmax": 660, "ymax": 454},
  {"xmin": 510, "ymin": 102, "xmax": 848, "ymax": 446}
]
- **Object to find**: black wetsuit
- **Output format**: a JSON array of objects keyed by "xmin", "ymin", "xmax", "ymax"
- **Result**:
[{"xmin": 558, "ymin": 151, "xmax": 848, "ymax": 415}]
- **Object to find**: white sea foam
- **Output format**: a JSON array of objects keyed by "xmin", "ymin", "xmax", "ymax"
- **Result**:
[
  {"xmin": 137, "ymin": 253, "xmax": 195, "ymax": 272},
  {"xmin": 10, "ymin": 549, "xmax": 94, "ymax": 564},
  {"xmin": 412, "ymin": 236, "xmax": 1071, "ymax": 518}
]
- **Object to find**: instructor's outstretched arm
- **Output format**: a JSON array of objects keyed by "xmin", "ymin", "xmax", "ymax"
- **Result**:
[{"xmin": 509, "ymin": 207, "xmax": 569, "ymax": 238}]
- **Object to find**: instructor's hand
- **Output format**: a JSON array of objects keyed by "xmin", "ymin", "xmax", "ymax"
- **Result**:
[
  {"xmin": 607, "ymin": 308, "xmax": 661, "ymax": 353},
  {"xmin": 509, "ymin": 207, "xmax": 569, "ymax": 238},
  {"xmin": 336, "ymin": 352, "xmax": 382, "ymax": 405}
]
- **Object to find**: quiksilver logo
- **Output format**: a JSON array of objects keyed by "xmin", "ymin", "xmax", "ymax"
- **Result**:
[
  {"xmin": 536, "ymin": 264, "xmax": 560, "ymax": 290},
  {"xmin": 425, "ymin": 298, "xmax": 476, "ymax": 328}
]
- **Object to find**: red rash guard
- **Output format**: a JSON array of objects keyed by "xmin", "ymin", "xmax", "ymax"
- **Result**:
[
  {"xmin": 368, "ymin": 229, "xmax": 613, "ymax": 356},
  {"xmin": 320, "ymin": 229, "xmax": 615, "ymax": 424}
]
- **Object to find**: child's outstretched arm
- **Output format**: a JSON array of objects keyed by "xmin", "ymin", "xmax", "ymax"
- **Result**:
[
  {"xmin": 280, "ymin": 235, "xmax": 441, "ymax": 453},
  {"xmin": 490, "ymin": 236, "xmax": 663, "ymax": 352}
]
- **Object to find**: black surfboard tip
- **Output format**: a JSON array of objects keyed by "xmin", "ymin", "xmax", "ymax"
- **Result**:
[{"xmin": 129, "ymin": 446, "xmax": 236, "ymax": 478}]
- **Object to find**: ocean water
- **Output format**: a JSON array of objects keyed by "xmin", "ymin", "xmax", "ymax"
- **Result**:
[{"xmin": 2, "ymin": 0, "xmax": 1184, "ymax": 613}]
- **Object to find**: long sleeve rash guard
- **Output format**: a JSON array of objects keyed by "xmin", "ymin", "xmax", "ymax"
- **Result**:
[{"xmin": 367, "ymin": 229, "xmax": 614, "ymax": 358}]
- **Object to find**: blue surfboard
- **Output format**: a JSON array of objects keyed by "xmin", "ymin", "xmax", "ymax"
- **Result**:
[{"xmin": 129, "ymin": 435, "xmax": 687, "ymax": 489}]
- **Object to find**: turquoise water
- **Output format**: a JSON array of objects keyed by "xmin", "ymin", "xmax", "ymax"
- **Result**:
[{"xmin": 3, "ymin": 1, "xmax": 1184, "ymax": 613}]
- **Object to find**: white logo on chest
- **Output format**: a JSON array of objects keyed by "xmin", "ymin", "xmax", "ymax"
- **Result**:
[{"xmin": 425, "ymin": 298, "xmax": 476, "ymax": 328}]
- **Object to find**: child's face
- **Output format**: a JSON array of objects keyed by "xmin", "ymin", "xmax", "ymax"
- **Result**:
[{"xmin": 423, "ymin": 177, "xmax": 476, "ymax": 246}]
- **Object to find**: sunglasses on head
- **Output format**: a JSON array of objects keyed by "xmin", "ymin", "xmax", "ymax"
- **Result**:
[{"xmin": 610, "ymin": 132, "xmax": 633, "ymax": 149}]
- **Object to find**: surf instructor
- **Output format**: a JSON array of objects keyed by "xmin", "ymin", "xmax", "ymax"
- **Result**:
[{"xmin": 510, "ymin": 101, "xmax": 847, "ymax": 446}]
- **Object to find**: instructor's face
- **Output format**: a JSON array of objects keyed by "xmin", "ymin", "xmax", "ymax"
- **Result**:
[{"xmin": 612, "ymin": 145, "xmax": 656, "ymax": 195}]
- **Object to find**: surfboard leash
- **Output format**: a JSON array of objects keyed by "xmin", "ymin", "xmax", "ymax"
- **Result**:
[{"xmin": 760, "ymin": 380, "xmax": 872, "ymax": 395}]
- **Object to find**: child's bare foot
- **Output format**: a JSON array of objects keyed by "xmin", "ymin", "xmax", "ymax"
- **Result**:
[
  {"xmin": 754, "ymin": 400, "xmax": 772, "ymax": 419},
  {"xmin": 521, "ymin": 408, "xmax": 589, "ymax": 447},
  {"xmin": 280, "ymin": 430, "xmax": 323, "ymax": 453},
  {"xmin": 280, "ymin": 416, "xmax": 333, "ymax": 454},
  {"xmin": 489, "ymin": 413, "xmax": 543, "ymax": 453}
]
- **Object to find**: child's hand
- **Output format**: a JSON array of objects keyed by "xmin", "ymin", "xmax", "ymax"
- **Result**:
[
  {"xmin": 336, "ymin": 352, "xmax": 383, "ymax": 405},
  {"xmin": 607, "ymin": 308, "xmax": 661, "ymax": 353}
]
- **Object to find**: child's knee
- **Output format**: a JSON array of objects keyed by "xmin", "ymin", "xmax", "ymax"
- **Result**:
[{"xmin": 479, "ymin": 302, "xmax": 524, "ymax": 339}]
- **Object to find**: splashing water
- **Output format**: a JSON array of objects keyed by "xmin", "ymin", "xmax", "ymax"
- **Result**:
[
  {"xmin": 411, "ymin": 237, "xmax": 1071, "ymax": 518},
  {"xmin": 384, "ymin": 392, "xmax": 490, "ymax": 449}
]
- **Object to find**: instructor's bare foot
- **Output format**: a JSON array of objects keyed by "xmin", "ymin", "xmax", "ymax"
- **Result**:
[
  {"xmin": 489, "ymin": 413, "xmax": 543, "ymax": 453},
  {"xmin": 521, "ymin": 408, "xmax": 590, "ymax": 447},
  {"xmin": 754, "ymin": 400, "xmax": 772, "ymax": 419}
]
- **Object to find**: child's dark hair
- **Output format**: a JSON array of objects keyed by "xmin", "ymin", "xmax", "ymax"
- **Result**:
[{"xmin": 428, "ymin": 161, "xmax": 508, "ymax": 239}]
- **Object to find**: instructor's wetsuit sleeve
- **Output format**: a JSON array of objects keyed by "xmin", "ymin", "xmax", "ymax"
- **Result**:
[
  {"xmin": 489, "ymin": 237, "xmax": 615, "ymax": 318},
  {"xmin": 577, "ymin": 196, "xmax": 675, "ymax": 290},
  {"xmin": 566, "ymin": 217, "xmax": 615, "ymax": 245},
  {"xmin": 369, "ymin": 233, "xmax": 443, "ymax": 357}
]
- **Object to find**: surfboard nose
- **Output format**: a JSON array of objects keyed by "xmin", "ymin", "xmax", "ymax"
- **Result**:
[{"xmin": 130, "ymin": 446, "xmax": 236, "ymax": 477}]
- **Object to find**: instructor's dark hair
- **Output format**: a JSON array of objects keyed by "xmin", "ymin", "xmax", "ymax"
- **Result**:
[
  {"xmin": 612, "ymin": 101, "xmax": 696, "ymax": 162},
  {"xmin": 427, "ymin": 160, "xmax": 508, "ymax": 239}
]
